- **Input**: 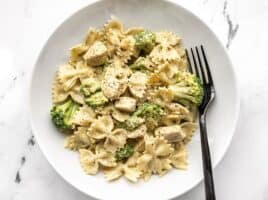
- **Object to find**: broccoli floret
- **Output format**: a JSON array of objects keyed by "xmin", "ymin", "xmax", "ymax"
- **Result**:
[
  {"xmin": 168, "ymin": 71, "xmax": 204, "ymax": 106},
  {"xmin": 116, "ymin": 116, "xmax": 145, "ymax": 131},
  {"xmin": 135, "ymin": 30, "xmax": 156, "ymax": 54},
  {"xmin": 132, "ymin": 102, "xmax": 164, "ymax": 131},
  {"xmin": 80, "ymin": 79, "xmax": 101, "ymax": 97},
  {"xmin": 85, "ymin": 91, "xmax": 108, "ymax": 108},
  {"xmin": 129, "ymin": 57, "xmax": 148, "ymax": 71},
  {"xmin": 115, "ymin": 144, "xmax": 134, "ymax": 161},
  {"xmin": 115, "ymin": 102, "xmax": 163, "ymax": 131},
  {"xmin": 133, "ymin": 102, "xmax": 164, "ymax": 120},
  {"xmin": 50, "ymin": 99, "xmax": 80, "ymax": 130}
]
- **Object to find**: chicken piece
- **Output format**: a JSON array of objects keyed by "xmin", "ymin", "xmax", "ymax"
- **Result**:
[
  {"xmin": 115, "ymin": 97, "xmax": 137, "ymax": 113},
  {"xmin": 83, "ymin": 41, "xmax": 108, "ymax": 66},
  {"xmin": 155, "ymin": 125, "xmax": 186, "ymax": 143},
  {"xmin": 101, "ymin": 67, "xmax": 128, "ymax": 100},
  {"xmin": 128, "ymin": 72, "xmax": 147, "ymax": 99}
]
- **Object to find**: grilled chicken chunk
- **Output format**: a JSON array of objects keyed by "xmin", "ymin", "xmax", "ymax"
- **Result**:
[
  {"xmin": 115, "ymin": 97, "xmax": 137, "ymax": 113},
  {"xmin": 155, "ymin": 125, "xmax": 186, "ymax": 142},
  {"xmin": 101, "ymin": 67, "xmax": 128, "ymax": 100},
  {"xmin": 83, "ymin": 41, "xmax": 108, "ymax": 66}
]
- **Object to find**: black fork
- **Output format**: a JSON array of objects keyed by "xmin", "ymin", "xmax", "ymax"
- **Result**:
[{"xmin": 185, "ymin": 46, "xmax": 216, "ymax": 200}]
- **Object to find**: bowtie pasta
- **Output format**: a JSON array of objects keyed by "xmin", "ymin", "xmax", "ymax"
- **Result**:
[{"xmin": 50, "ymin": 17, "xmax": 204, "ymax": 182}]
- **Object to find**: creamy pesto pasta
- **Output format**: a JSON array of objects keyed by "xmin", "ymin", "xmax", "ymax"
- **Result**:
[{"xmin": 50, "ymin": 17, "xmax": 203, "ymax": 182}]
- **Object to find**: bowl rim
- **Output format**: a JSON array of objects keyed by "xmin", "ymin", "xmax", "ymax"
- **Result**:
[{"xmin": 29, "ymin": 0, "xmax": 240, "ymax": 199}]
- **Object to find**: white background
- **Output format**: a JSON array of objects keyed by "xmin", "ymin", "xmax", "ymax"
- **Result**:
[{"xmin": 1, "ymin": 0, "xmax": 268, "ymax": 199}]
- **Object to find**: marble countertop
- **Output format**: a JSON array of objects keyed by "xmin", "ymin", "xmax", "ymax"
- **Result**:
[{"xmin": 1, "ymin": 0, "xmax": 268, "ymax": 199}]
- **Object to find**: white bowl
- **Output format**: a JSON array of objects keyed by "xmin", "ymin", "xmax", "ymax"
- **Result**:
[{"xmin": 30, "ymin": 0, "xmax": 240, "ymax": 199}]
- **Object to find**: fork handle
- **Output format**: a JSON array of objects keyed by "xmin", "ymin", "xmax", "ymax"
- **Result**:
[{"xmin": 199, "ymin": 115, "xmax": 216, "ymax": 200}]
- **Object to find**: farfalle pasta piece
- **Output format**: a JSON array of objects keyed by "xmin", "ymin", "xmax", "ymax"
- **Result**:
[
  {"xmin": 126, "ymin": 152, "xmax": 141, "ymax": 167},
  {"xmin": 95, "ymin": 144, "xmax": 117, "ymax": 167},
  {"xmin": 111, "ymin": 108, "xmax": 130, "ymax": 122},
  {"xmin": 104, "ymin": 163, "xmax": 141, "ymax": 182},
  {"xmin": 134, "ymin": 138, "xmax": 145, "ymax": 153},
  {"xmin": 165, "ymin": 103, "xmax": 194, "ymax": 124},
  {"xmin": 57, "ymin": 64, "xmax": 78, "ymax": 91},
  {"xmin": 104, "ymin": 152, "xmax": 141, "ymax": 182},
  {"xmin": 88, "ymin": 118, "xmax": 127, "ymax": 153},
  {"xmin": 136, "ymin": 153, "xmax": 152, "ymax": 181},
  {"xmin": 84, "ymin": 28, "xmax": 103, "ymax": 46},
  {"xmin": 89, "ymin": 115, "xmax": 114, "ymax": 139},
  {"xmin": 76, "ymin": 61, "xmax": 95, "ymax": 78},
  {"xmin": 181, "ymin": 122, "xmax": 197, "ymax": 144},
  {"xmin": 155, "ymin": 31, "xmax": 181, "ymax": 46},
  {"xmin": 123, "ymin": 166, "xmax": 141, "ymax": 182},
  {"xmin": 161, "ymin": 114, "xmax": 182, "ymax": 126},
  {"xmin": 79, "ymin": 147, "xmax": 117, "ymax": 175},
  {"xmin": 128, "ymin": 71, "xmax": 147, "ymax": 99},
  {"xmin": 153, "ymin": 136, "xmax": 174, "ymax": 156},
  {"xmin": 57, "ymin": 63, "xmax": 89, "ymax": 91},
  {"xmin": 52, "ymin": 79, "xmax": 84, "ymax": 104},
  {"xmin": 137, "ymin": 136, "xmax": 174, "ymax": 178},
  {"xmin": 170, "ymin": 145, "xmax": 188, "ymax": 169},
  {"xmin": 188, "ymin": 105, "xmax": 198, "ymax": 122},
  {"xmin": 79, "ymin": 149, "xmax": 99, "ymax": 174},
  {"xmin": 116, "ymin": 35, "xmax": 137, "ymax": 63},
  {"xmin": 69, "ymin": 43, "xmax": 88, "ymax": 64},
  {"xmin": 102, "ymin": 18, "xmax": 125, "ymax": 57},
  {"xmin": 147, "ymin": 87, "xmax": 173, "ymax": 107},
  {"xmin": 71, "ymin": 105, "xmax": 95, "ymax": 126},
  {"xmin": 103, "ymin": 17, "xmax": 124, "ymax": 33},
  {"xmin": 166, "ymin": 103, "xmax": 189, "ymax": 115},
  {"xmin": 149, "ymin": 44, "xmax": 180, "ymax": 64},
  {"xmin": 147, "ymin": 73, "xmax": 163, "ymax": 86},
  {"xmin": 94, "ymin": 104, "xmax": 114, "ymax": 115},
  {"xmin": 124, "ymin": 27, "xmax": 144, "ymax": 36},
  {"xmin": 151, "ymin": 157, "xmax": 172, "ymax": 176},
  {"xmin": 69, "ymin": 83, "xmax": 85, "ymax": 104},
  {"xmin": 64, "ymin": 127, "xmax": 94, "ymax": 150},
  {"xmin": 157, "ymin": 62, "xmax": 179, "ymax": 84},
  {"xmin": 127, "ymin": 125, "xmax": 147, "ymax": 139},
  {"xmin": 52, "ymin": 79, "xmax": 69, "ymax": 103},
  {"xmin": 104, "ymin": 128, "xmax": 127, "ymax": 153}
]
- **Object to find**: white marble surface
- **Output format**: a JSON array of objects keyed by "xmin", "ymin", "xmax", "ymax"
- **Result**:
[{"xmin": 1, "ymin": 0, "xmax": 268, "ymax": 199}]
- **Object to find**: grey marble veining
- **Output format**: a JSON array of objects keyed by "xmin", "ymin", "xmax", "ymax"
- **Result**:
[
  {"xmin": 223, "ymin": 0, "xmax": 239, "ymax": 48},
  {"xmin": 1, "ymin": 0, "xmax": 268, "ymax": 200}
]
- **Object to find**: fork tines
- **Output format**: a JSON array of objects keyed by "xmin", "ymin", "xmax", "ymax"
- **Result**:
[{"xmin": 185, "ymin": 46, "xmax": 213, "ymax": 86}]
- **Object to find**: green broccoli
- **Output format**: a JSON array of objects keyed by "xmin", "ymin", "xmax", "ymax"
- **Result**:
[
  {"xmin": 129, "ymin": 57, "xmax": 148, "ymax": 71},
  {"xmin": 115, "ymin": 116, "xmax": 145, "ymax": 131},
  {"xmin": 115, "ymin": 102, "xmax": 163, "ymax": 131},
  {"xmin": 80, "ymin": 79, "xmax": 101, "ymax": 97},
  {"xmin": 50, "ymin": 99, "xmax": 80, "ymax": 130},
  {"xmin": 132, "ymin": 102, "xmax": 164, "ymax": 131},
  {"xmin": 85, "ymin": 91, "xmax": 108, "ymax": 108},
  {"xmin": 115, "ymin": 144, "xmax": 134, "ymax": 161},
  {"xmin": 168, "ymin": 71, "xmax": 204, "ymax": 106},
  {"xmin": 133, "ymin": 102, "xmax": 164, "ymax": 120},
  {"xmin": 135, "ymin": 30, "xmax": 156, "ymax": 54}
]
